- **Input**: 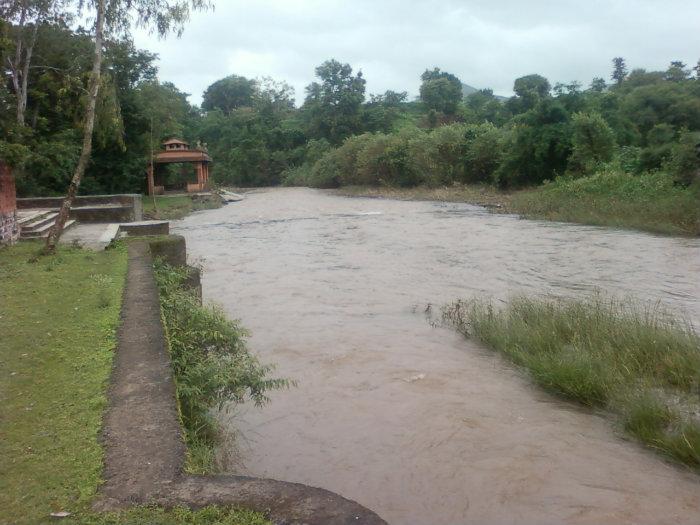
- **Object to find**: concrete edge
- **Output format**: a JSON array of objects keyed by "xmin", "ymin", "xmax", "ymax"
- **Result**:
[{"xmin": 96, "ymin": 242, "xmax": 387, "ymax": 525}]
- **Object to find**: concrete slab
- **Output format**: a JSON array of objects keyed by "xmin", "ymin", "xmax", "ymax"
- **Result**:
[
  {"xmin": 119, "ymin": 220, "xmax": 169, "ymax": 236},
  {"xmin": 220, "ymin": 190, "xmax": 244, "ymax": 202},
  {"xmin": 59, "ymin": 223, "xmax": 120, "ymax": 250}
]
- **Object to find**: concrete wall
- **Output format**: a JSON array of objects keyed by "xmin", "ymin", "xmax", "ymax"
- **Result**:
[
  {"xmin": 16, "ymin": 194, "xmax": 143, "ymax": 223},
  {"xmin": 0, "ymin": 164, "xmax": 19, "ymax": 245}
]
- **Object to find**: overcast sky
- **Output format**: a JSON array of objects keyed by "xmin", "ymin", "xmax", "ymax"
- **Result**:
[{"xmin": 132, "ymin": 0, "xmax": 700, "ymax": 107}]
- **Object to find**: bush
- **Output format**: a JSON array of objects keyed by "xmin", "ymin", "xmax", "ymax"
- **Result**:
[
  {"xmin": 462, "ymin": 123, "xmax": 506, "ymax": 183},
  {"xmin": 297, "ymin": 123, "xmax": 507, "ymax": 189},
  {"xmin": 568, "ymin": 111, "xmax": 616, "ymax": 174},
  {"xmin": 667, "ymin": 130, "xmax": 700, "ymax": 185},
  {"xmin": 153, "ymin": 261, "xmax": 288, "ymax": 472}
]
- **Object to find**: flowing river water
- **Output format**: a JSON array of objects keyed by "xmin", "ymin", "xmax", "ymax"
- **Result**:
[{"xmin": 174, "ymin": 187, "xmax": 700, "ymax": 525}]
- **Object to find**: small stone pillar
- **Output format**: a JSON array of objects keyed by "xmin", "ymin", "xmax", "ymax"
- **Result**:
[{"xmin": 0, "ymin": 163, "xmax": 19, "ymax": 245}]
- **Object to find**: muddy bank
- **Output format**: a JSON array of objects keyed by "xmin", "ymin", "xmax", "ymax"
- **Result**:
[{"xmin": 175, "ymin": 188, "xmax": 700, "ymax": 525}]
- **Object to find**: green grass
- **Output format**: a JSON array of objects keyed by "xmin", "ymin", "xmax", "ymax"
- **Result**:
[
  {"xmin": 443, "ymin": 295, "xmax": 700, "ymax": 467},
  {"xmin": 0, "ymin": 242, "xmax": 270, "ymax": 525},
  {"xmin": 0, "ymin": 242, "xmax": 127, "ymax": 523},
  {"xmin": 67, "ymin": 505, "xmax": 270, "ymax": 525},
  {"xmin": 143, "ymin": 194, "xmax": 222, "ymax": 220},
  {"xmin": 510, "ymin": 171, "xmax": 700, "ymax": 236}
]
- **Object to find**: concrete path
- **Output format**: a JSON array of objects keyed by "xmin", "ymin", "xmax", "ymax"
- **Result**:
[{"xmin": 59, "ymin": 223, "xmax": 119, "ymax": 250}]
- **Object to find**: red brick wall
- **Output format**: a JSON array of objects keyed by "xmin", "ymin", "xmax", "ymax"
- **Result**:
[
  {"xmin": 0, "ymin": 163, "xmax": 16, "ymax": 214},
  {"xmin": 0, "ymin": 163, "xmax": 19, "ymax": 244}
]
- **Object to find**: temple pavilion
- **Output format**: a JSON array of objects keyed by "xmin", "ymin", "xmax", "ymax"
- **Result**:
[{"xmin": 147, "ymin": 139, "xmax": 212, "ymax": 195}]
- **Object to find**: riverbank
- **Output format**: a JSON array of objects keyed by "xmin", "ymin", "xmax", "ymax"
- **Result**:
[
  {"xmin": 143, "ymin": 193, "xmax": 222, "ymax": 220},
  {"xmin": 0, "ymin": 242, "xmax": 269, "ymax": 524},
  {"xmin": 332, "ymin": 172, "xmax": 700, "ymax": 236},
  {"xmin": 443, "ymin": 295, "xmax": 700, "ymax": 468}
]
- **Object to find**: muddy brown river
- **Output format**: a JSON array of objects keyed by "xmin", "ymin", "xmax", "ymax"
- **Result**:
[{"xmin": 175, "ymin": 187, "xmax": 700, "ymax": 525}]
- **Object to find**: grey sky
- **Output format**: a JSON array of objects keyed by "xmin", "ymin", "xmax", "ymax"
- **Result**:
[{"xmin": 132, "ymin": 0, "xmax": 700, "ymax": 106}]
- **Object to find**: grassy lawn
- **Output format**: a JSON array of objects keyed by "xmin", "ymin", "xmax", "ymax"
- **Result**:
[
  {"xmin": 0, "ymin": 242, "xmax": 268, "ymax": 525},
  {"xmin": 443, "ymin": 295, "xmax": 700, "ymax": 467},
  {"xmin": 143, "ymin": 194, "xmax": 222, "ymax": 220}
]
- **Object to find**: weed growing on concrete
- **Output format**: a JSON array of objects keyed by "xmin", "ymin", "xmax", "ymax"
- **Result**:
[{"xmin": 153, "ymin": 260, "xmax": 289, "ymax": 473}]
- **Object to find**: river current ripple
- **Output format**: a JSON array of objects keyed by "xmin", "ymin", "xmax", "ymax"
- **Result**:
[{"xmin": 175, "ymin": 187, "xmax": 700, "ymax": 525}]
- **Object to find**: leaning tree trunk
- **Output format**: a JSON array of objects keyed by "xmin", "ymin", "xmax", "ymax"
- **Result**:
[{"xmin": 44, "ymin": 0, "xmax": 105, "ymax": 253}]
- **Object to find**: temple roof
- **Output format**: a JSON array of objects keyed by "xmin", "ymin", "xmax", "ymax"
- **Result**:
[
  {"xmin": 155, "ymin": 137, "xmax": 211, "ymax": 163},
  {"xmin": 154, "ymin": 149, "xmax": 211, "ymax": 164},
  {"xmin": 163, "ymin": 138, "xmax": 189, "ymax": 146}
]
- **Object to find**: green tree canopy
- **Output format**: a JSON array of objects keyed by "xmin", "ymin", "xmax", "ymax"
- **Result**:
[
  {"xmin": 419, "ymin": 67, "xmax": 462, "ymax": 115},
  {"xmin": 302, "ymin": 59, "xmax": 366, "ymax": 144},
  {"xmin": 202, "ymin": 74, "xmax": 257, "ymax": 114}
]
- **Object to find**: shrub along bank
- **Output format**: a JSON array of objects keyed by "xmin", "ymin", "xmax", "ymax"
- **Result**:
[
  {"xmin": 153, "ymin": 260, "xmax": 289, "ymax": 473},
  {"xmin": 0, "ymin": 242, "xmax": 271, "ymax": 524},
  {"xmin": 443, "ymin": 295, "xmax": 700, "ymax": 468},
  {"xmin": 283, "ymin": 123, "xmax": 700, "ymax": 236}
]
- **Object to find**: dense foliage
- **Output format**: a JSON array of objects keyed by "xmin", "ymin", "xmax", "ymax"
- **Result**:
[{"xmin": 2, "ymin": 13, "xmax": 699, "ymax": 215}]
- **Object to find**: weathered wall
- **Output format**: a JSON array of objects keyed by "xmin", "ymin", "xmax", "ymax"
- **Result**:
[
  {"xmin": 16, "ymin": 194, "xmax": 143, "ymax": 222},
  {"xmin": 0, "ymin": 164, "xmax": 19, "ymax": 245}
]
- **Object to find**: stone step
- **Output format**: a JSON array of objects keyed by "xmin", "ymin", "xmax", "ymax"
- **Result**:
[
  {"xmin": 17, "ymin": 210, "xmax": 53, "ymax": 226},
  {"xmin": 21, "ymin": 219, "xmax": 76, "ymax": 239},
  {"xmin": 21, "ymin": 212, "xmax": 59, "ymax": 232}
]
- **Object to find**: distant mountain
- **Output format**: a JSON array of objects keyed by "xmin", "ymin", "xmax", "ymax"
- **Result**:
[
  {"xmin": 461, "ymin": 83, "xmax": 478, "ymax": 97},
  {"xmin": 462, "ymin": 82, "xmax": 508, "ymax": 101}
]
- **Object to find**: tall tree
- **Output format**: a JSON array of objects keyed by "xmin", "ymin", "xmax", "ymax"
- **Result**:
[
  {"xmin": 611, "ymin": 57, "xmax": 627, "ymax": 85},
  {"xmin": 665, "ymin": 60, "xmax": 690, "ymax": 82},
  {"xmin": 201, "ymin": 74, "xmax": 256, "ymax": 114},
  {"xmin": 507, "ymin": 73, "xmax": 551, "ymax": 113},
  {"xmin": 2, "ymin": 0, "xmax": 69, "ymax": 126},
  {"xmin": 302, "ymin": 59, "xmax": 366, "ymax": 145},
  {"xmin": 45, "ymin": 0, "xmax": 212, "ymax": 253},
  {"xmin": 589, "ymin": 77, "xmax": 607, "ymax": 92},
  {"xmin": 419, "ymin": 67, "xmax": 462, "ymax": 115}
]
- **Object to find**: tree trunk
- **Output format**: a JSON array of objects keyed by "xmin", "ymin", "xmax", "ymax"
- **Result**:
[
  {"xmin": 17, "ymin": 21, "xmax": 38, "ymax": 126},
  {"xmin": 10, "ymin": 1, "xmax": 27, "ymax": 123},
  {"xmin": 44, "ymin": 0, "xmax": 105, "ymax": 253}
]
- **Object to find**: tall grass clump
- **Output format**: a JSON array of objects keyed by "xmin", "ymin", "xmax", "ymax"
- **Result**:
[
  {"xmin": 511, "ymin": 170, "xmax": 700, "ymax": 235},
  {"xmin": 153, "ymin": 261, "xmax": 289, "ymax": 472},
  {"xmin": 443, "ymin": 295, "xmax": 700, "ymax": 467}
]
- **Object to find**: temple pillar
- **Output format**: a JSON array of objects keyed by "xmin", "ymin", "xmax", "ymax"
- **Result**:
[{"xmin": 196, "ymin": 163, "xmax": 204, "ymax": 191}]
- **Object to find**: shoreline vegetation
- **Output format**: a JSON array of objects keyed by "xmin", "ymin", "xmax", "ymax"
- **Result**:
[
  {"xmin": 329, "ymin": 172, "xmax": 700, "ymax": 236},
  {"xmin": 152, "ymin": 259, "xmax": 289, "ymax": 474},
  {"xmin": 0, "ymin": 242, "xmax": 271, "ymax": 524},
  {"xmin": 143, "ymin": 193, "xmax": 223, "ymax": 221},
  {"xmin": 443, "ymin": 295, "xmax": 700, "ymax": 468}
]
